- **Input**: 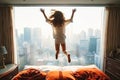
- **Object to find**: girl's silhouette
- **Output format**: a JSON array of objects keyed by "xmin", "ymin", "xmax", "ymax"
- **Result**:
[{"xmin": 40, "ymin": 8, "xmax": 76, "ymax": 63}]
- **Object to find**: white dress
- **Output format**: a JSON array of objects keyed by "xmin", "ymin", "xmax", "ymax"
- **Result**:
[{"xmin": 47, "ymin": 19, "xmax": 72, "ymax": 44}]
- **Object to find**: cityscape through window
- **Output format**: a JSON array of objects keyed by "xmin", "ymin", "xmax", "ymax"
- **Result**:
[{"xmin": 14, "ymin": 6, "xmax": 105, "ymax": 70}]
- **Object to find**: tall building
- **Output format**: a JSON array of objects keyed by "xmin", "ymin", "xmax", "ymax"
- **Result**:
[
  {"xmin": 96, "ymin": 38, "xmax": 100, "ymax": 54},
  {"xmin": 80, "ymin": 40, "xmax": 89, "ymax": 50},
  {"xmin": 79, "ymin": 39, "xmax": 89, "ymax": 57},
  {"xmin": 31, "ymin": 27, "xmax": 41, "ymax": 46},
  {"xmin": 88, "ymin": 28, "xmax": 94, "ymax": 38},
  {"xmin": 95, "ymin": 29, "xmax": 101, "ymax": 38},
  {"xmin": 89, "ymin": 37, "xmax": 97, "ymax": 53},
  {"xmin": 24, "ymin": 27, "xmax": 31, "ymax": 43}
]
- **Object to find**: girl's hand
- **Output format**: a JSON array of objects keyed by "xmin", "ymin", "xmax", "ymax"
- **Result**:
[
  {"xmin": 73, "ymin": 9, "xmax": 76, "ymax": 13},
  {"xmin": 40, "ymin": 8, "xmax": 44, "ymax": 13}
]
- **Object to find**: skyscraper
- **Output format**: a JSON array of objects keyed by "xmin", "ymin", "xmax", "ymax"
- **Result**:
[
  {"xmin": 31, "ymin": 27, "xmax": 41, "ymax": 46},
  {"xmin": 89, "ymin": 37, "xmax": 97, "ymax": 53},
  {"xmin": 88, "ymin": 28, "xmax": 93, "ymax": 38},
  {"xmin": 24, "ymin": 27, "xmax": 31, "ymax": 43}
]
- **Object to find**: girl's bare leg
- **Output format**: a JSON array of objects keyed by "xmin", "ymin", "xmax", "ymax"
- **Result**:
[
  {"xmin": 61, "ymin": 43, "xmax": 71, "ymax": 63},
  {"xmin": 55, "ymin": 43, "xmax": 60, "ymax": 59}
]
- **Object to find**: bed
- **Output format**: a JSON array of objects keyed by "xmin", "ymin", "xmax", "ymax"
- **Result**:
[{"xmin": 12, "ymin": 65, "xmax": 110, "ymax": 80}]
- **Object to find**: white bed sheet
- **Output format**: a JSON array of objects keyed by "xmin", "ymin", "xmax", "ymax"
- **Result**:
[{"xmin": 24, "ymin": 65, "xmax": 98, "ymax": 72}]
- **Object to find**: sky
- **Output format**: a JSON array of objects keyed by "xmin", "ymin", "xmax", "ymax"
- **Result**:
[{"xmin": 14, "ymin": 6, "xmax": 105, "ymax": 35}]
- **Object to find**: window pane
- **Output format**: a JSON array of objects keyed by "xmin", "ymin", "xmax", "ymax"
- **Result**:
[{"xmin": 14, "ymin": 6, "xmax": 105, "ymax": 70}]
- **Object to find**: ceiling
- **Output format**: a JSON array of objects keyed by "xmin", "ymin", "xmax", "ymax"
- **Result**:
[{"xmin": 0, "ymin": 0, "xmax": 120, "ymax": 6}]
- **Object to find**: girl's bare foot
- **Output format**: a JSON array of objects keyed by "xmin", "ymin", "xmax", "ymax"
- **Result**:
[
  {"xmin": 55, "ymin": 53, "xmax": 59, "ymax": 59},
  {"xmin": 68, "ymin": 54, "xmax": 71, "ymax": 63},
  {"xmin": 63, "ymin": 51, "xmax": 71, "ymax": 63}
]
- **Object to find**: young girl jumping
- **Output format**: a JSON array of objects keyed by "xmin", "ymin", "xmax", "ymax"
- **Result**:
[{"xmin": 40, "ymin": 8, "xmax": 76, "ymax": 63}]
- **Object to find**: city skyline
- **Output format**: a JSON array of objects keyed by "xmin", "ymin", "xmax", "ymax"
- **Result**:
[{"xmin": 15, "ymin": 26, "xmax": 101, "ymax": 70}]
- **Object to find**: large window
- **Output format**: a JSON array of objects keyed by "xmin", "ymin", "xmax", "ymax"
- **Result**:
[{"xmin": 14, "ymin": 6, "xmax": 105, "ymax": 70}]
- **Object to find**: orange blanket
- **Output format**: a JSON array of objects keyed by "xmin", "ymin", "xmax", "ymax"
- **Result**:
[
  {"xmin": 12, "ymin": 66, "xmax": 110, "ymax": 80},
  {"xmin": 73, "ymin": 67, "xmax": 110, "ymax": 80},
  {"xmin": 12, "ymin": 68, "xmax": 46, "ymax": 80}
]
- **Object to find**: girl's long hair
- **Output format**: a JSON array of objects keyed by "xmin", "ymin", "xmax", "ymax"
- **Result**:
[{"xmin": 49, "ymin": 10, "xmax": 65, "ymax": 27}]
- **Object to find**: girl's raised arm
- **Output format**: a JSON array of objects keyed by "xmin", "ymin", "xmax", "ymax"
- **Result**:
[
  {"xmin": 40, "ymin": 8, "xmax": 49, "ymax": 21},
  {"xmin": 70, "ymin": 9, "xmax": 76, "ymax": 22}
]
